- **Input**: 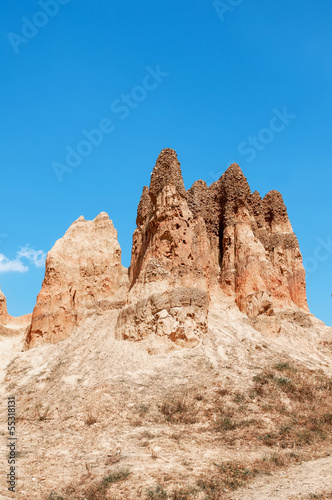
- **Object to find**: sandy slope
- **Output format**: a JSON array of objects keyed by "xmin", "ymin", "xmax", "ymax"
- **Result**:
[{"xmin": 0, "ymin": 299, "xmax": 331, "ymax": 499}]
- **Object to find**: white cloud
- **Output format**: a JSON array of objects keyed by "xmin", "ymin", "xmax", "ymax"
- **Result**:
[
  {"xmin": 0, "ymin": 254, "xmax": 28, "ymax": 273},
  {"xmin": 17, "ymin": 246, "xmax": 46, "ymax": 268},
  {"xmin": 0, "ymin": 246, "xmax": 46, "ymax": 274}
]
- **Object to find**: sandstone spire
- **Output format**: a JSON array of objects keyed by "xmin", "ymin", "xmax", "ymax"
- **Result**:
[
  {"xmin": 188, "ymin": 162, "xmax": 308, "ymax": 335},
  {"xmin": 24, "ymin": 151, "xmax": 309, "ymax": 348},
  {"xmin": 25, "ymin": 213, "xmax": 128, "ymax": 348},
  {"xmin": 149, "ymin": 148, "xmax": 186, "ymax": 202},
  {"xmin": 116, "ymin": 149, "xmax": 211, "ymax": 351}
]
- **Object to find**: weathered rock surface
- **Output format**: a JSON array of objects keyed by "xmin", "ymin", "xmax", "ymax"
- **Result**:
[
  {"xmin": 0, "ymin": 286, "xmax": 8, "ymax": 324},
  {"xmin": 188, "ymin": 163, "xmax": 308, "ymax": 335},
  {"xmin": 25, "ymin": 213, "xmax": 128, "ymax": 348},
  {"xmin": 23, "ymin": 149, "xmax": 310, "ymax": 348},
  {"xmin": 116, "ymin": 149, "xmax": 211, "ymax": 350}
]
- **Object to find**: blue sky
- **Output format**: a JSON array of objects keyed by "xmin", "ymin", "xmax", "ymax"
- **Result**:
[{"xmin": 0, "ymin": 0, "xmax": 331, "ymax": 325}]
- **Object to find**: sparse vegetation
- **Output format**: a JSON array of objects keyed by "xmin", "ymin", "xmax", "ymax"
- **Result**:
[
  {"xmin": 36, "ymin": 404, "xmax": 51, "ymax": 421},
  {"xmin": 85, "ymin": 409, "xmax": 97, "ymax": 426},
  {"xmin": 159, "ymin": 396, "xmax": 197, "ymax": 424},
  {"xmin": 43, "ymin": 360, "xmax": 332, "ymax": 499},
  {"xmin": 47, "ymin": 468, "xmax": 131, "ymax": 500},
  {"xmin": 274, "ymin": 361, "xmax": 298, "ymax": 372},
  {"xmin": 147, "ymin": 485, "xmax": 168, "ymax": 499},
  {"xmin": 83, "ymin": 467, "xmax": 131, "ymax": 500},
  {"xmin": 170, "ymin": 486, "xmax": 198, "ymax": 499},
  {"xmin": 307, "ymin": 494, "xmax": 332, "ymax": 499}
]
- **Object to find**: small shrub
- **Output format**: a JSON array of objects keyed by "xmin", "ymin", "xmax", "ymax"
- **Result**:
[
  {"xmin": 274, "ymin": 362, "xmax": 297, "ymax": 373},
  {"xmin": 258, "ymin": 432, "xmax": 278, "ymax": 447},
  {"xmin": 138, "ymin": 404, "xmax": 149, "ymax": 414},
  {"xmin": 147, "ymin": 484, "xmax": 167, "ymax": 499},
  {"xmin": 215, "ymin": 417, "xmax": 237, "ymax": 431},
  {"xmin": 100, "ymin": 468, "xmax": 130, "ymax": 487},
  {"xmin": 171, "ymin": 486, "xmax": 197, "ymax": 499},
  {"xmin": 279, "ymin": 424, "xmax": 292, "ymax": 436},
  {"xmin": 159, "ymin": 397, "xmax": 196, "ymax": 424},
  {"xmin": 216, "ymin": 388, "xmax": 229, "ymax": 396},
  {"xmin": 195, "ymin": 392, "xmax": 204, "ymax": 401},
  {"xmin": 197, "ymin": 461, "xmax": 254, "ymax": 497},
  {"xmin": 323, "ymin": 414, "xmax": 332, "ymax": 425},
  {"xmin": 274, "ymin": 376, "xmax": 292, "ymax": 387},
  {"xmin": 85, "ymin": 410, "xmax": 97, "ymax": 426},
  {"xmin": 141, "ymin": 430, "xmax": 155, "ymax": 439},
  {"xmin": 36, "ymin": 404, "xmax": 51, "ymax": 421},
  {"xmin": 84, "ymin": 468, "xmax": 131, "ymax": 500},
  {"xmin": 263, "ymin": 452, "xmax": 285, "ymax": 466},
  {"xmin": 233, "ymin": 393, "xmax": 245, "ymax": 404}
]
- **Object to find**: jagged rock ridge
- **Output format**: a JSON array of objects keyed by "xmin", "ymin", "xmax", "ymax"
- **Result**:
[
  {"xmin": 116, "ymin": 148, "xmax": 211, "ymax": 352},
  {"xmin": 23, "ymin": 149, "xmax": 309, "ymax": 349},
  {"xmin": 188, "ymin": 162, "xmax": 308, "ymax": 335}
]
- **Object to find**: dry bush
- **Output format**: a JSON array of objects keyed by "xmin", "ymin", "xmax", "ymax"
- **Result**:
[
  {"xmin": 170, "ymin": 486, "xmax": 198, "ymax": 499},
  {"xmin": 84, "ymin": 468, "xmax": 131, "ymax": 499},
  {"xmin": 47, "ymin": 468, "xmax": 131, "ymax": 500},
  {"xmin": 146, "ymin": 484, "xmax": 168, "ymax": 499},
  {"xmin": 36, "ymin": 403, "xmax": 51, "ymax": 421},
  {"xmin": 147, "ymin": 484, "xmax": 198, "ymax": 499},
  {"xmin": 193, "ymin": 360, "xmax": 332, "ymax": 454},
  {"xmin": 85, "ymin": 408, "xmax": 97, "ymax": 426},
  {"xmin": 159, "ymin": 396, "xmax": 197, "ymax": 424},
  {"xmin": 197, "ymin": 461, "xmax": 255, "ymax": 498}
]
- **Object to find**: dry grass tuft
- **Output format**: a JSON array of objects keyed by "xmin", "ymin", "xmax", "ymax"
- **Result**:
[
  {"xmin": 36, "ymin": 404, "xmax": 51, "ymax": 421},
  {"xmin": 159, "ymin": 396, "xmax": 197, "ymax": 424},
  {"xmin": 48, "ymin": 467, "xmax": 131, "ymax": 500},
  {"xmin": 85, "ymin": 408, "xmax": 97, "ymax": 426}
]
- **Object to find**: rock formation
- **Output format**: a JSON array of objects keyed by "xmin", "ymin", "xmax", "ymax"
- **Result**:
[
  {"xmin": 115, "ymin": 149, "xmax": 211, "ymax": 351},
  {"xmin": 25, "ymin": 213, "xmax": 128, "ymax": 348},
  {"xmin": 24, "ymin": 149, "xmax": 309, "ymax": 349},
  {"xmin": 188, "ymin": 163, "xmax": 308, "ymax": 335},
  {"xmin": 0, "ymin": 286, "xmax": 8, "ymax": 324}
]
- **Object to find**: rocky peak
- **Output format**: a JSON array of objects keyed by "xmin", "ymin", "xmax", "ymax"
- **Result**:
[
  {"xmin": 116, "ymin": 150, "xmax": 210, "ymax": 351},
  {"xmin": 263, "ymin": 190, "xmax": 293, "ymax": 233},
  {"xmin": 217, "ymin": 163, "xmax": 252, "ymax": 226},
  {"xmin": 187, "ymin": 158, "xmax": 308, "ymax": 334},
  {"xmin": 149, "ymin": 148, "xmax": 187, "ymax": 202},
  {"xmin": 23, "ymin": 149, "xmax": 309, "ymax": 350},
  {"xmin": 25, "ymin": 212, "xmax": 128, "ymax": 348}
]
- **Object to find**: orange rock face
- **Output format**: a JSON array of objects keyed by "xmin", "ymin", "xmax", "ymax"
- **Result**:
[
  {"xmin": 115, "ymin": 149, "xmax": 211, "ymax": 350},
  {"xmin": 188, "ymin": 163, "xmax": 308, "ymax": 334},
  {"xmin": 25, "ymin": 213, "xmax": 128, "ymax": 348},
  {"xmin": 25, "ymin": 149, "xmax": 309, "ymax": 349}
]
